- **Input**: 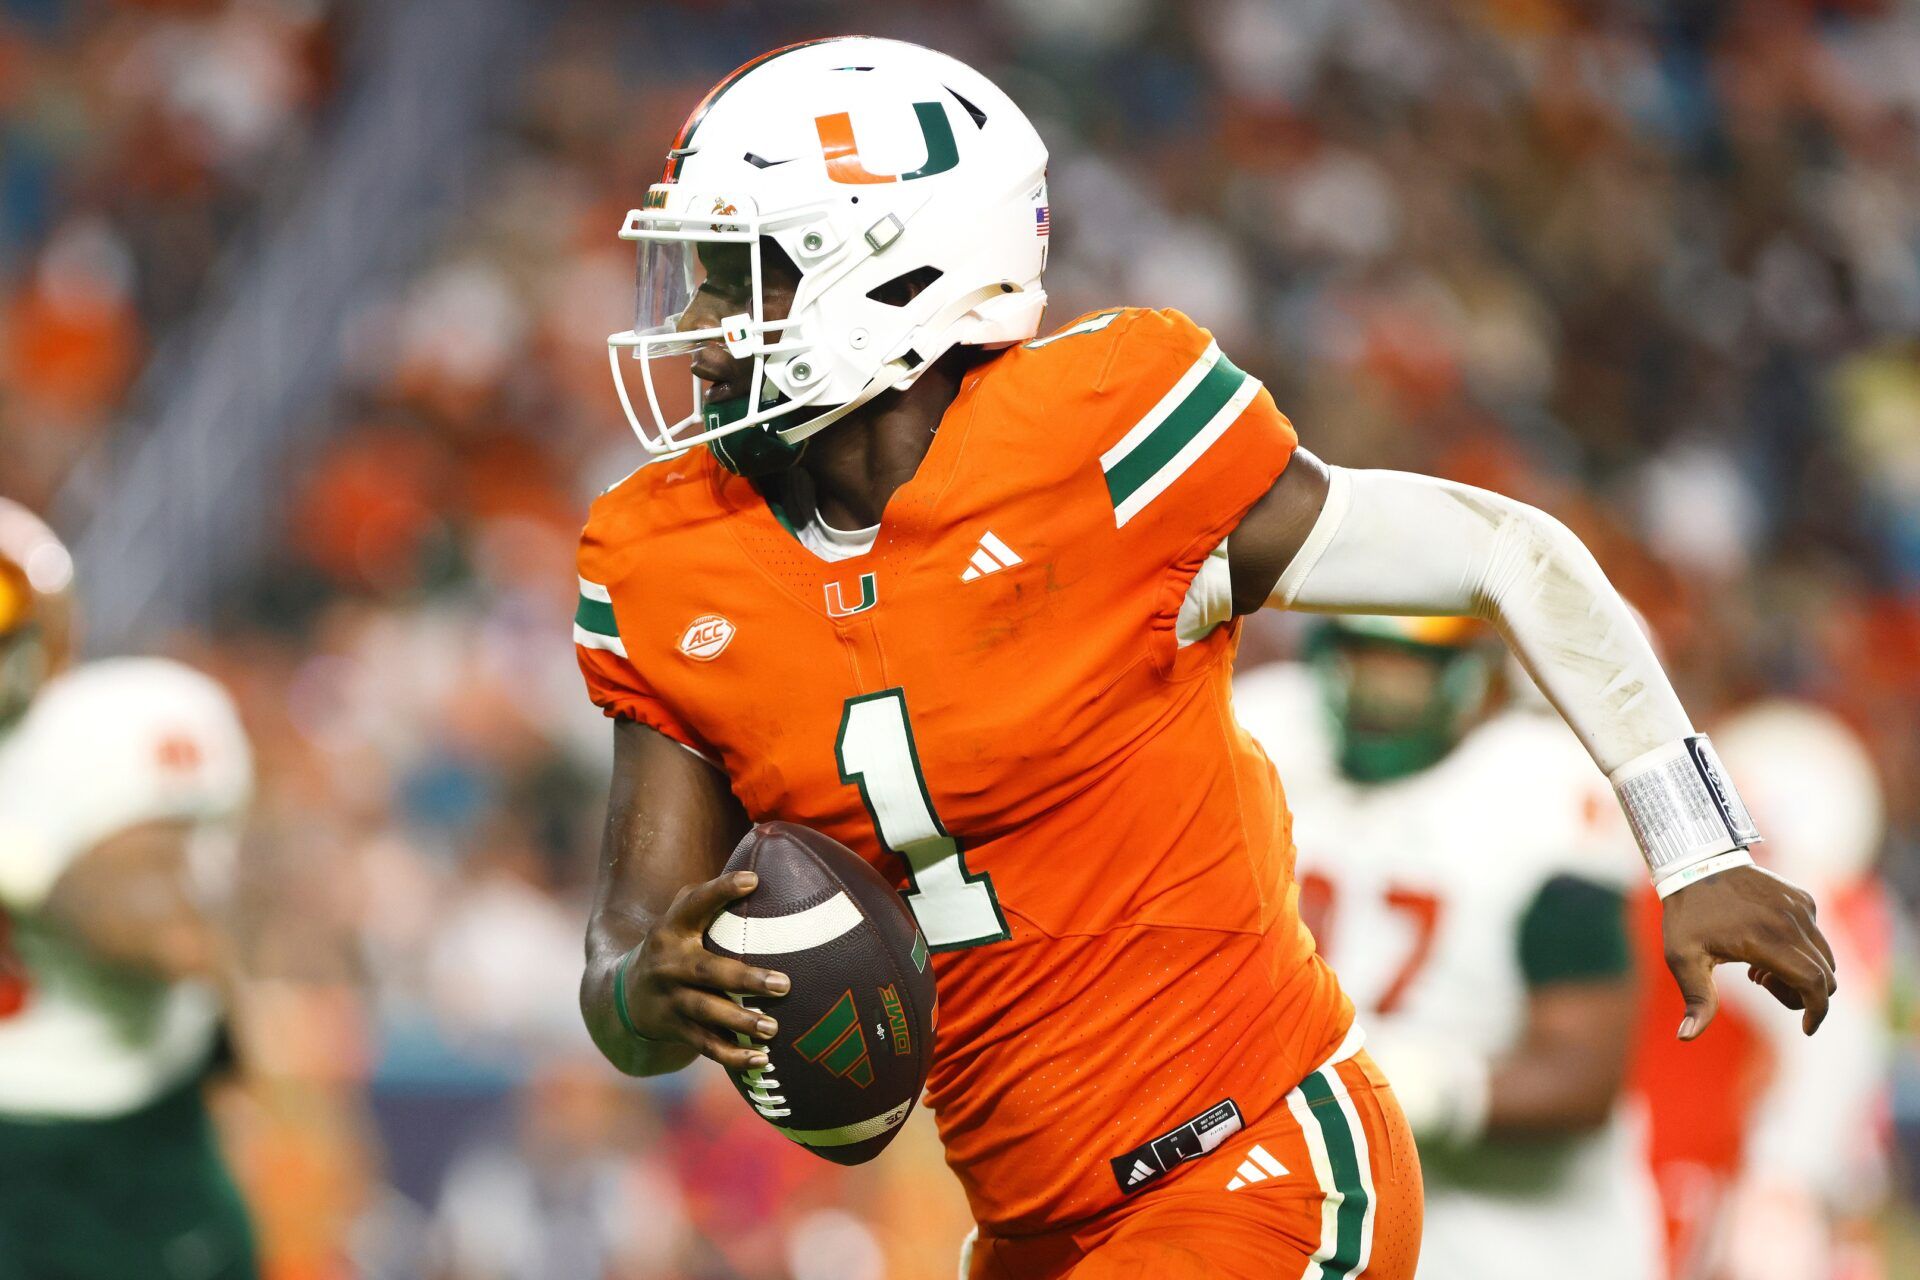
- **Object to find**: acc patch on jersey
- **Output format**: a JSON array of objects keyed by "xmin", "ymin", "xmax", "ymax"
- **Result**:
[{"xmin": 678, "ymin": 614, "xmax": 736, "ymax": 661}]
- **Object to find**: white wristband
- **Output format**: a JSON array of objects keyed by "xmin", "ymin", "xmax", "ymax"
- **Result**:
[
  {"xmin": 1654, "ymin": 848, "xmax": 1756, "ymax": 899},
  {"xmin": 1610, "ymin": 734, "xmax": 1761, "ymax": 889}
]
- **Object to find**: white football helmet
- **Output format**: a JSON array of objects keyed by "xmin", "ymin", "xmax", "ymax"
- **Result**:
[
  {"xmin": 607, "ymin": 37, "xmax": 1050, "ymax": 474},
  {"xmin": 1716, "ymin": 699, "xmax": 1885, "ymax": 886}
]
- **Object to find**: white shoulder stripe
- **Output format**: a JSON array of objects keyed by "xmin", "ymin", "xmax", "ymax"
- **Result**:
[
  {"xmin": 1112, "ymin": 372, "xmax": 1262, "ymax": 528},
  {"xmin": 1099, "ymin": 341, "xmax": 1222, "ymax": 473},
  {"xmin": 573, "ymin": 623, "xmax": 627, "ymax": 658},
  {"xmin": 578, "ymin": 577, "xmax": 613, "ymax": 604},
  {"xmin": 707, "ymin": 892, "xmax": 863, "ymax": 955}
]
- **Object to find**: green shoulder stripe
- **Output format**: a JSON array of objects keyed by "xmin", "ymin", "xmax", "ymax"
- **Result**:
[
  {"xmin": 1100, "ymin": 343, "xmax": 1260, "ymax": 527},
  {"xmin": 574, "ymin": 577, "xmax": 627, "ymax": 658}
]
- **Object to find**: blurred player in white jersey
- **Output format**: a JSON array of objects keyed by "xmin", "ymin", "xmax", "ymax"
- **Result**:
[
  {"xmin": 0, "ymin": 500, "xmax": 257, "ymax": 1280},
  {"xmin": 1236, "ymin": 615, "xmax": 1665, "ymax": 1280},
  {"xmin": 1633, "ymin": 699, "xmax": 1891, "ymax": 1280}
]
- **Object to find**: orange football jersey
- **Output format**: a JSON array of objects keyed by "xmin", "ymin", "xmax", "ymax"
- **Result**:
[{"xmin": 576, "ymin": 308, "xmax": 1354, "ymax": 1233}]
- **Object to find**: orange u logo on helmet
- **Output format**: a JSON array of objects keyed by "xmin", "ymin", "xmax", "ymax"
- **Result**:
[{"xmin": 814, "ymin": 102, "xmax": 959, "ymax": 185}]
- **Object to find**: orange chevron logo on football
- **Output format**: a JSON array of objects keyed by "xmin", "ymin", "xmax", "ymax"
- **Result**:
[
  {"xmin": 678, "ymin": 614, "xmax": 735, "ymax": 661},
  {"xmin": 794, "ymin": 989, "xmax": 874, "ymax": 1088}
]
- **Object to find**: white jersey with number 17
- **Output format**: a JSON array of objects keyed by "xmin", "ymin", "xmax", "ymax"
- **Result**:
[{"xmin": 1234, "ymin": 662, "xmax": 1665, "ymax": 1280}]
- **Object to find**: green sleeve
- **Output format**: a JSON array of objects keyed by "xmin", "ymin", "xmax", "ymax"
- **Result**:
[{"xmin": 1517, "ymin": 874, "xmax": 1631, "ymax": 986}]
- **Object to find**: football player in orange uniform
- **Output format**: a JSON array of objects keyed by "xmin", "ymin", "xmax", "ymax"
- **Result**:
[{"xmin": 573, "ymin": 38, "xmax": 1834, "ymax": 1280}]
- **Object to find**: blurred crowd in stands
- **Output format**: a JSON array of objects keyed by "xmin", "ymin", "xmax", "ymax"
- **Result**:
[
  {"xmin": 0, "ymin": 0, "xmax": 341, "ymax": 505},
  {"xmin": 5, "ymin": 0, "xmax": 1920, "ymax": 1277}
]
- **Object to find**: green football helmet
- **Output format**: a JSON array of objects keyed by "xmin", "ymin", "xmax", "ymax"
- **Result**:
[{"xmin": 1308, "ymin": 615, "xmax": 1500, "ymax": 784}]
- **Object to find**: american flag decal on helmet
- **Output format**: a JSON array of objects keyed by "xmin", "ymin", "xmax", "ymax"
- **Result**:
[{"xmin": 1035, "ymin": 206, "xmax": 1051, "ymax": 237}]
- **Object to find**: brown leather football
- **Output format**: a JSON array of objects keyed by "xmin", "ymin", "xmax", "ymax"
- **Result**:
[{"xmin": 704, "ymin": 821, "xmax": 938, "ymax": 1165}]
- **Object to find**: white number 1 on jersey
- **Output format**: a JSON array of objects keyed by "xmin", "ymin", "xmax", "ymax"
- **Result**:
[{"xmin": 836, "ymin": 689, "xmax": 1010, "ymax": 951}]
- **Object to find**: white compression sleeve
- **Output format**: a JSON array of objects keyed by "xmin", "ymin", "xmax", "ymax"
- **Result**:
[{"xmin": 1267, "ymin": 467, "xmax": 1759, "ymax": 890}]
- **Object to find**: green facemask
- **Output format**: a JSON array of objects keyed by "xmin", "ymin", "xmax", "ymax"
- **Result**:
[
  {"xmin": 705, "ymin": 396, "xmax": 807, "ymax": 478},
  {"xmin": 1309, "ymin": 631, "xmax": 1492, "ymax": 785}
]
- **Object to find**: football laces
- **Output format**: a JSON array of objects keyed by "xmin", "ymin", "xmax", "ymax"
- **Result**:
[
  {"xmin": 746, "ymin": 1063, "xmax": 789, "ymax": 1118},
  {"xmin": 732, "ymin": 994, "xmax": 791, "ymax": 1117}
]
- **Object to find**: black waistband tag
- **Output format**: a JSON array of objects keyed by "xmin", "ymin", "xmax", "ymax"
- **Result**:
[{"xmin": 1109, "ymin": 1098, "xmax": 1243, "ymax": 1196}]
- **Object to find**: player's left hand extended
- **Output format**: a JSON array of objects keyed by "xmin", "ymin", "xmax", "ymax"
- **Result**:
[{"xmin": 1662, "ymin": 864, "xmax": 1835, "ymax": 1041}]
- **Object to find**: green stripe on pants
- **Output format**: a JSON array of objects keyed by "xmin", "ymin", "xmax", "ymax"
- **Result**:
[{"xmin": 1301, "ymin": 1069, "xmax": 1370, "ymax": 1279}]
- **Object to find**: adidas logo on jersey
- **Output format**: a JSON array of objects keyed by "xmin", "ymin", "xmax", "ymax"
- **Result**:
[
  {"xmin": 1109, "ymin": 1097, "xmax": 1242, "ymax": 1196},
  {"xmin": 1224, "ymin": 1143, "xmax": 1288, "ymax": 1191},
  {"xmin": 960, "ymin": 531, "xmax": 1023, "ymax": 582}
]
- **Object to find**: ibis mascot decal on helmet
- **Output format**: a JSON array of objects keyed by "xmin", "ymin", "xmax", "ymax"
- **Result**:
[{"xmin": 607, "ymin": 37, "xmax": 1051, "ymax": 475}]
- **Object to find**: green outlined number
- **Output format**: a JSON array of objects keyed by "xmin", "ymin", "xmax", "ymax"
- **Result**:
[{"xmin": 836, "ymin": 689, "xmax": 1009, "ymax": 951}]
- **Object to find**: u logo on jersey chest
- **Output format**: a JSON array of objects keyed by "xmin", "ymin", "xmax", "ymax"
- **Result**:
[{"xmin": 824, "ymin": 572, "xmax": 878, "ymax": 618}]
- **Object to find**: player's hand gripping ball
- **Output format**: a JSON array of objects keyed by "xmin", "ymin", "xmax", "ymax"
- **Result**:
[{"xmin": 704, "ymin": 821, "xmax": 938, "ymax": 1164}]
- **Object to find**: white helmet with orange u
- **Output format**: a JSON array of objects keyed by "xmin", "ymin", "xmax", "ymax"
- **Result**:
[{"xmin": 608, "ymin": 37, "xmax": 1050, "ymax": 476}]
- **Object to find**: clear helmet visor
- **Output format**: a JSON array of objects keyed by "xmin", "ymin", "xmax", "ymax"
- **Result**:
[
  {"xmin": 626, "ymin": 200, "xmax": 764, "ymax": 354},
  {"xmin": 631, "ymin": 236, "xmax": 721, "ymax": 358},
  {"xmin": 610, "ymin": 200, "xmax": 831, "ymax": 457}
]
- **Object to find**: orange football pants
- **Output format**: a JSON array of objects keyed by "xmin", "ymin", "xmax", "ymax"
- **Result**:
[{"xmin": 967, "ymin": 1051, "xmax": 1423, "ymax": 1280}]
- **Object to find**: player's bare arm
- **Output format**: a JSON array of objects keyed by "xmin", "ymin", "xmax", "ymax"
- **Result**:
[
  {"xmin": 40, "ymin": 819, "xmax": 223, "ymax": 981},
  {"xmin": 1228, "ymin": 452, "xmax": 1836, "ymax": 1039},
  {"xmin": 1368, "ymin": 940, "xmax": 1643, "ymax": 1147},
  {"xmin": 580, "ymin": 718, "xmax": 786, "ymax": 1077},
  {"xmin": 1482, "ymin": 980, "xmax": 1640, "ymax": 1138},
  {"xmin": 583, "ymin": 240, "xmax": 937, "ymax": 1080}
]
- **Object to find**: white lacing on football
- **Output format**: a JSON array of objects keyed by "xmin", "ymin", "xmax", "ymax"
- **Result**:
[
  {"xmin": 730, "ymin": 993, "xmax": 792, "ymax": 1117},
  {"xmin": 745, "ymin": 1060, "xmax": 789, "ymax": 1118}
]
